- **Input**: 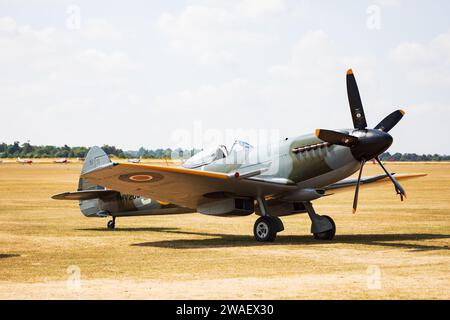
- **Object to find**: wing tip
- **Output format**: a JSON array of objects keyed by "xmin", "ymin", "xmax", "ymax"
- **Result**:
[
  {"xmin": 394, "ymin": 173, "xmax": 427, "ymax": 178},
  {"xmin": 51, "ymin": 193, "xmax": 67, "ymax": 200}
]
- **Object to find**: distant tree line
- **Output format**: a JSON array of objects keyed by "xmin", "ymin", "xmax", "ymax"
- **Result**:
[
  {"xmin": 0, "ymin": 141, "xmax": 125, "ymax": 158},
  {"xmin": 0, "ymin": 141, "xmax": 197, "ymax": 159},
  {"xmin": 379, "ymin": 152, "xmax": 450, "ymax": 161},
  {"xmin": 1, "ymin": 141, "xmax": 449, "ymax": 161},
  {"xmin": 130, "ymin": 147, "xmax": 201, "ymax": 159}
]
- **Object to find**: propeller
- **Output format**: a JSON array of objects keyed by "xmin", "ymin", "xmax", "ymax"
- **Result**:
[
  {"xmin": 352, "ymin": 159, "xmax": 366, "ymax": 214},
  {"xmin": 315, "ymin": 129, "xmax": 358, "ymax": 147},
  {"xmin": 347, "ymin": 69, "xmax": 368, "ymax": 129},
  {"xmin": 314, "ymin": 69, "xmax": 407, "ymax": 213},
  {"xmin": 374, "ymin": 110, "xmax": 405, "ymax": 133}
]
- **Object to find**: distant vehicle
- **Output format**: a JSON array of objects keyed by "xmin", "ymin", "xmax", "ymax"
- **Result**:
[
  {"xmin": 17, "ymin": 157, "xmax": 32, "ymax": 164},
  {"xmin": 127, "ymin": 158, "xmax": 141, "ymax": 163},
  {"xmin": 54, "ymin": 158, "xmax": 69, "ymax": 164}
]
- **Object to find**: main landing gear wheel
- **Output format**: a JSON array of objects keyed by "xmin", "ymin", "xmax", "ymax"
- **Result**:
[
  {"xmin": 313, "ymin": 215, "xmax": 336, "ymax": 240},
  {"xmin": 107, "ymin": 218, "xmax": 116, "ymax": 230},
  {"xmin": 254, "ymin": 216, "xmax": 279, "ymax": 242}
]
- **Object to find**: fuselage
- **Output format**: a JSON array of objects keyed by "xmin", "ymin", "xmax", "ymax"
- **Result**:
[{"xmin": 79, "ymin": 128, "xmax": 391, "ymax": 217}]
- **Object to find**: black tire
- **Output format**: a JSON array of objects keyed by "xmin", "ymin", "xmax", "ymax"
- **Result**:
[
  {"xmin": 313, "ymin": 215, "xmax": 336, "ymax": 240},
  {"xmin": 254, "ymin": 216, "xmax": 278, "ymax": 242},
  {"xmin": 107, "ymin": 220, "xmax": 115, "ymax": 230}
]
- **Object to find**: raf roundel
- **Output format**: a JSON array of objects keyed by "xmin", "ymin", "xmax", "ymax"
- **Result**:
[
  {"xmin": 119, "ymin": 172, "xmax": 164, "ymax": 183},
  {"xmin": 129, "ymin": 175, "xmax": 153, "ymax": 182}
]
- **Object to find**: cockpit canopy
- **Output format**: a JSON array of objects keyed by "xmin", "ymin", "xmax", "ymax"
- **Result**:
[
  {"xmin": 182, "ymin": 145, "xmax": 228, "ymax": 169},
  {"xmin": 182, "ymin": 140, "xmax": 254, "ymax": 169},
  {"xmin": 230, "ymin": 140, "xmax": 253, "ymax": 153}
]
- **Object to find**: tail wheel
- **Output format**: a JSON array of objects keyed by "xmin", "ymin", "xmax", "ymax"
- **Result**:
[
  {"xmin": 254, "ymin": 216, "xmax": 278, "ymax": 242},
  {"xmin": 107, "ymin": 219, "xmax": 115, "ymax": 230},
  {"xmin": 313, "ymin": 215, "xmax": 336, "ymax": 240}
]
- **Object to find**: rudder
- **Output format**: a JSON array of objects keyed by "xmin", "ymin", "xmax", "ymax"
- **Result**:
[
  {"xmin": 78, "ymin": 146, "xmax": 111, "ymax": 191},
  {"xmin": 78, "ymin": 146, "xmax": 112, "ymax": 217}
]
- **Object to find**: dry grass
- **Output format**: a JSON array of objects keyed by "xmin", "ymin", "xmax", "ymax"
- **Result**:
[{"xmin": 0, "ymin": 162, "xmax": 449, "ymax": 299}]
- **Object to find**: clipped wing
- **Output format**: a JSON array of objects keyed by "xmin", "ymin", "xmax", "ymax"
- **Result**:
[
  {"xmin": 81, "ymin": 163, "xmax": 296, "ymax": 208},
  {"xmin": 325, "ymin": 173, "xmax": 427, "ymax": 195}
]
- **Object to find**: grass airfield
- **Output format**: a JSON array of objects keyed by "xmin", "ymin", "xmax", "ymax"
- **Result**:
[{"xmin": 0, "ymin": 161, "xmax": 449, "ymax": 299}]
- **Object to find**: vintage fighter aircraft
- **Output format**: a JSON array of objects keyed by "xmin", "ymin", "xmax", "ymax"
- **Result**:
[
  {"xmin": 54, "ymin": 158, "xmax": 69, "ymax": 164},
  {"xmin": 52, "ymin": 70, "xmax": 425, "ymax": 242},
  {"xmin": 17, "ymin": 157, "xmax": 33, "ymax": 164}
]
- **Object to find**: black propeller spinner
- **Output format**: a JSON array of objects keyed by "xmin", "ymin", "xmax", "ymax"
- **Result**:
[{"xmin": 316, "ymin": 69, "xmax": 406, "ymax": 214}]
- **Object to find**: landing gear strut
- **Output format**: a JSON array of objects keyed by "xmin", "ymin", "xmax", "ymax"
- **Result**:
[
  {"xmin": 304, "ymin": 202, "xmax": 336, "ymax": 240},
  {"xmin": 253, "ymin": 197, "xmax": 284, "ymax": 242},
  {"xmin": 107, "ymin": 217, "xmax": 116, "ymax": 230}
]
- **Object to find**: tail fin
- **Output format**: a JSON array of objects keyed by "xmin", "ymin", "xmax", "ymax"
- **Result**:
[
  {"xmin": 78, "ymin": 146, "xmax": 111, "ymax": 191},
  {"xmin": 78, "ymin": 146, "xmax": 113, "ymax": 217}
]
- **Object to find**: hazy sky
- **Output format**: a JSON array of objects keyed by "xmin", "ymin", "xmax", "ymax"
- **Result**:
[{"xmin": 1, "ymin": 0, "xmax": 450, "ymax": 153}]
